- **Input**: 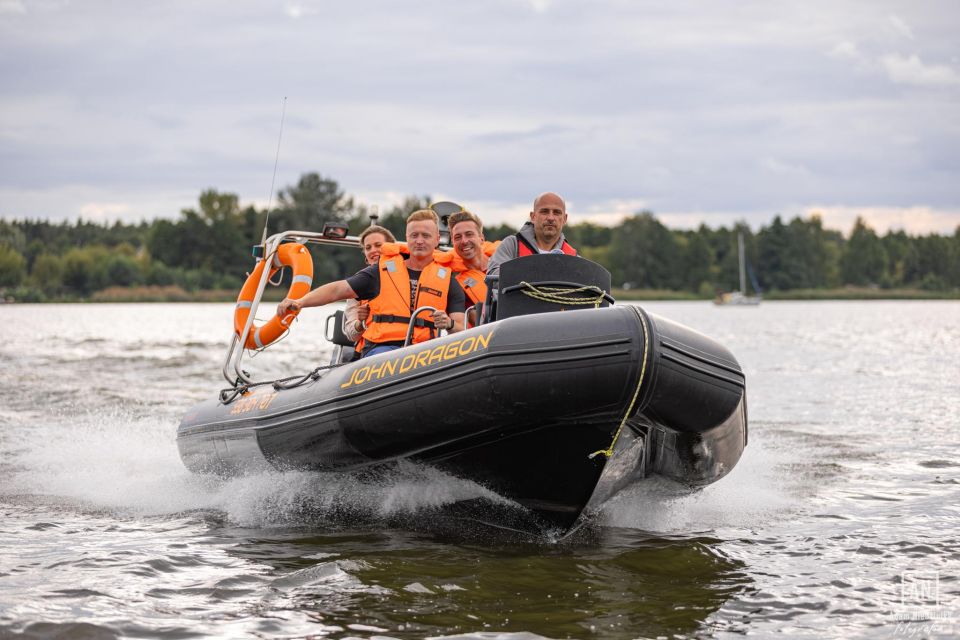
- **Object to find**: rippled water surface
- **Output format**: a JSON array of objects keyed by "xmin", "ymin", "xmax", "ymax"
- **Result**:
[{"xmin": 1, "ymin": 301, "xmax": 958, "ymax": 639}]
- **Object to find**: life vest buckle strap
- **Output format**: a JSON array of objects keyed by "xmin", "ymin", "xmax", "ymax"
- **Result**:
[{"xmin": 371, "ymin": 314, "xmax": 436, "ymax": 329}]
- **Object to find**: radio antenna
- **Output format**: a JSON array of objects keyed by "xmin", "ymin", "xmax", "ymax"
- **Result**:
[{"xmin": 260, "ymin": 96, "xmax": 287, "ymax": 246}]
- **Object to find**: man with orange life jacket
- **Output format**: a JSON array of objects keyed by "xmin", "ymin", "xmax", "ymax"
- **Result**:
[
  {"xmin": 433, "ymin": 210, "xmax": 499, "ymax": 325},
  {"xmin": 277, "ymin": 209, "xmax": 466, "ymax": 358},
  {"xmin": 485, "ymin": 191, "xmax": 577, "ymax": 281}
]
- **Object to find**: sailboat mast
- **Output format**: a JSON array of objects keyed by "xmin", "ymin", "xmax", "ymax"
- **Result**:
[{"xmin": 738, "ymin": 232, "xmax": 747, "ymax": 295}]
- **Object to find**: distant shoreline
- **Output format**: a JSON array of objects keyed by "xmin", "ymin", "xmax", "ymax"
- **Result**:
[{"xmin": 2, "ymin": 284, "xmax": 957, "ymax": 303}]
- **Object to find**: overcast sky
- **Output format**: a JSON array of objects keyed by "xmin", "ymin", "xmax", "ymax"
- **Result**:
[{"xmin": 1, "ymin": 0, "xmax": 958, "ymax": 235}]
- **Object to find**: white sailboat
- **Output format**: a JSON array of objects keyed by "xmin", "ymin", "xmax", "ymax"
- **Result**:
[{"xmin": 715, "ymin": 232, "xmax": 762, "ymax": 305}]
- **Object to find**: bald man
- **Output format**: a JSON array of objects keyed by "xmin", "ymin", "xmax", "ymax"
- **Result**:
[{"xmin": 486, "ymin": 191, "xmax": 578, "ymax": 279}]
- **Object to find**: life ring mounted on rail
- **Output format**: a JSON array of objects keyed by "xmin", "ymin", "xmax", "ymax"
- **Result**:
[{"xmin": 234, "ymin": 243, "xmax": 314, "ymax": 349}]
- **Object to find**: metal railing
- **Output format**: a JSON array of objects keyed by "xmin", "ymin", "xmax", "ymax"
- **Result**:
[
  {"xmin": 223, "ymin": 230, "xmax": 452, "ymax": 388},
  {"xmin": 404, "ymin": 305, "xmax": 441, "ymax": 347},
  {"xmin": 223, "ymin": 229, "xmax": 360, "ymax": 386}
]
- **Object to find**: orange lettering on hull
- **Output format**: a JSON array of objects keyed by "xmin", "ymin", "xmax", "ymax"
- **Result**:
[{"xmin": 340, "ymin": 329, "xmax": 495, "ymax": 390}]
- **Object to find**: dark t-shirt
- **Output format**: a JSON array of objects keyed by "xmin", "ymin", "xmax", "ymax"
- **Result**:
[{"xmin": 346, "ymin": 264, "xmax": 466, "ymax": 315}]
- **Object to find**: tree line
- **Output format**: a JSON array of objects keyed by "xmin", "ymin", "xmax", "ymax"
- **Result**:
[{"xmin": 1, "ymin": 171, "xmax": 958, "ymax": 301}]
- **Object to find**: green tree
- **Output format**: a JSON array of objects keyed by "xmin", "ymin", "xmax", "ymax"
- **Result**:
[
  {"xmin": 881, "ymin": 229, "xmax": 911, "ymax": 287},
  {"xmin": 609, "ymin": 212, "xmax": 681, "ymax": 289},
  {"xmin": 757, "ymin": 217, "xmax": 792, "ymax": 290},
  {"xmin": 819, "ymin": 221, "xmax": 845, "ymax": 288},
  {"xmin": 786, "ymin": 216, "xmax": 830, "ymax": 289},
  {"xmin": 706, "ymin": 226, "xmax": 741, "ymax": 294},
  {"xmin": 565, "ymin": 222, "xmax": 612, "ymax": 248},
  {"xmin": 30, "ymin": 253, "xmax": 65, "ymax": 293},
  {"xmin": 198, "ymin": 190, "xmax": 240, "ymax": 224},
  {"xmin": 677, "ymin": 231, "xmax": 712, "ymax": 292},
  {"xmin": 146, "ymin": 218, "xmax": 182, "ymax": 268},
  {"xmin": 909, "ymin": 234, "xmax": 953, "ymax": 290},
  {"xmin": 756, "ymin": 215, "xmax": 835, "ymax": 290},
  {"xmin": 146, "ymin": 190, "xmax": 252, "ymax": 285},
  {"xmin": 579, "ymin": 245, "xmax": 611, "ymax": 270},
  {"xmin": 143, "ymin": 261, "xmax": 178, "ymax": 286},
  {"xmin": 102, "ymin": 253, "xmax": 142, "ymax": 287},
  {"xmin": 0, "ymin": 221, "xmax": 26, "ymax": 253},
  {"xmin": 274, "ymin": 173, "xmax": 355, "ymax": 231},
  {"xmin": 949, "ymin": 227, "xmax": 960, "ymax": 288},
  {"xmin": 149, "ymin": 210, "xmax": 211, "ymax": 271},
  {"xmin": 61, "ymin": 247, "xmax": 97, "ymax": 294},
  {"xmin": 485, "ymin": 222, "xmax": 518, "ymax": 242},
  {"xmin": 841, "ymin": 217, "xmax": 888, "ymax": 286},
  {"xmin": 273, "ymin": 175, "xmax": 375, "ymax": 283},
  {"xmin": 0, "ymin": 244, "xmax": 27, "ymax": 288}
]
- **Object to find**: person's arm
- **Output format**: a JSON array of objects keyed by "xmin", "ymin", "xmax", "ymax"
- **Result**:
[
  {"xmin": 485, "ymin": 235, "xmax": 517, "ymax": 280},
  {"xmin": 342, "ymin": 299, "xmax": 363, "ymax": 341},
  {"xmin": 432, "ymin": 276, "xmax": 466, "ymax": 333},
  {"xmin": 432, "ymin": 309, "xmax": 465, "ymax": 333},
  {"xmin": 277, "ymin": 280, "xmax": 357, "ymax": 317}
]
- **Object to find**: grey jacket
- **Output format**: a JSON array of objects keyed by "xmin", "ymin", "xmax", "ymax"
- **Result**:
[{"xmin": 486, "ymin": 222, "xmax": 572, "ymax": 281}]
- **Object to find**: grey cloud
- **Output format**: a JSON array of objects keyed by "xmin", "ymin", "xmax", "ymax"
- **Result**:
[
  {"xmin": 471, "ymin": 124, "xmax": 573, "ymax": 144},
  {"xmin": 0, "ymin": 0, "xmax": 957, "ymax": 231}
]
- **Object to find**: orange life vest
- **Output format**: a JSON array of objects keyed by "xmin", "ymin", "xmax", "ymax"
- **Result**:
[
  {"xmin": 362, "ymin": 243, "xmax": 451, "ymax": 347},
  {"xmin": 516, "ymin": 233, "xmax": 577, "ymax": 257},
  {"xmin": 434, "ymin": 240, "xmax": 500, "ymax": 306},
  {"xmin": 352, "ymin": 241, "xmax": 409, "ymax": 354}
]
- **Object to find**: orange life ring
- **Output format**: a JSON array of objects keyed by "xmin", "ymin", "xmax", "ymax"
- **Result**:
[{"xmin": 234, "ymin": 243, "xmax": 314, "ymax": 349}]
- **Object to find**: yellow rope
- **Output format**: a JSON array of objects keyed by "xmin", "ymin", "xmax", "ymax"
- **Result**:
[
  {"xmin": 519, "ymin": 281, "xmax": 606, "ymax": 308},
  {"xmin": 589, "ymin": 306, "xmax": 650, "ymax": 459}
]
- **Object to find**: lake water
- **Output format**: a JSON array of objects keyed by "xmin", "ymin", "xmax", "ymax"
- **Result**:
[{"xmin": 0, "ymin": 301, "xmax": 958, "ymax": 639}]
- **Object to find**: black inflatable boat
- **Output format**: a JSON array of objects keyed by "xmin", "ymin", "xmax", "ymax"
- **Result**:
[{"xmin": 178, "ymin": 229, "xmax": 747, "ymax": 535}]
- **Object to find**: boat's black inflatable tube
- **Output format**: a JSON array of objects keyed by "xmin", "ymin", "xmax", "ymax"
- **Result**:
[{"xmin": 178, "ymin": 300, "xmax": 746, "ymax": 531}]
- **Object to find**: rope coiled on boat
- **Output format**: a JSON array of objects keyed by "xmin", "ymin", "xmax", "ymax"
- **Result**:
[
  {"xmin": 589, "ymin": 305, "xmax": 650, "ymax": 460},
  {"xmin": 518, "ymin": 281, "xmax": 607, "ymax": 307}
]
